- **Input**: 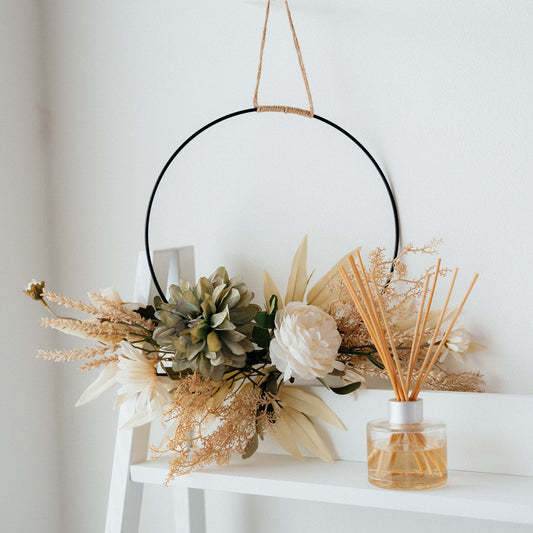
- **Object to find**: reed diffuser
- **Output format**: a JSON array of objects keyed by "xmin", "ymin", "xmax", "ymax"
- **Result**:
[{"xmin": 339, "ymin": 251, "xmax": 478, "ymax": 490}]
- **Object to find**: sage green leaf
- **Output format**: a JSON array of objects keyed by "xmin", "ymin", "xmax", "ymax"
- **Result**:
[
  {"xmin": 198, "ymin": 277, "xmax": 213, "ymax": 299},
  {"xmin": 210, "ymin": 307, "xmax": 229, "ymax": 328},
  {"xmin": 168, "ymin": 284, "xmax": 183, "ymax": 302},
  {"xmin": 237, "ymin": 322, "xmax": 254, "ymax": 336},
  {"xmin": 186, "ymin": 340, "xmax": 206, "ymax": 360},
  {"xmin": 210, "ymin": 364, "xmax": 226, "ymax": 381},
  {"xmin": 210, "ymin": 266, "xmax": 229, "ymax": 286},
  {"xmin": 229, "ymin": 353, "xmax": 246, "ymax": 368},
  {"xmin": 172, "ymin": 336, "xmax": 189, "ymax": 353},
  {"xmin": 240, "ymin": 339, "xmax": 254, "ymax": 352},
  {"xmin": 238, "ymin": 288, "xmax": 253, "ymax": 308},
  {"xmin": 158, "ymin": 310, "xmax": 182, "ymax": 328},
  {"xmin": 221, "ymin": 329, "xmax": 247, "ymax": 343},
  {"xmin": 285, "ymin": 235, "xmax": 308, "ymax": 305},
  {"xmin": 230, "ymin": 304, "xmax": 261, "ymax": 324},
  {"xmin": 212, "ymin": 283, "xmax": 227, "ymax": 305},
  {"xmin": 180, "ymin": 288, "xmax": 200, "ymax": 307},
  {"xmin": 207, "ymin": 351, "xmax": 224, "ymax": 366},
  {"xmin": 201, "ymin": 294, "xmax": 216, "ymax": 317},
  {"xmin": 198, "ymin": 355, "xmax": 210, "ymax": 377},
  {"xmin": 224, "ymin": 339, "xmax": 247, "ymax": 355},
  {"xmin": 221, "ymin": 288, "xmax": 240, "ymax": 309},
  {"xmin": 172, "ymin": 357, "xmax": 192, "ymax": 372},
  {"xmin": 216, "ymin": 318, "xmax": 235, "ymax": 331}
]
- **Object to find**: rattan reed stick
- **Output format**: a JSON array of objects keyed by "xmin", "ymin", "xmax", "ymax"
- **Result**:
[
  {"xmin": 405, "ymin": 273, "xmax": 430, "ymax": 392},
  {"xmin": 411, "ymin": 273, "xmax": 479, "ymax": 399}
]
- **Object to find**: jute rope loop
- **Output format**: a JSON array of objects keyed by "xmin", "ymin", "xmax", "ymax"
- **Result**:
[
  {"xmin": 144, "ymin": 1, "xmax": 401, "ymax": 302},
  {"xmin": 253, "ymin": 0, "xmax": 314, "ymax": 117}
]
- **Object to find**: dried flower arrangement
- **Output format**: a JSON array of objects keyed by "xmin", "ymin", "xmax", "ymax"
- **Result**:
[{"xmin": 25, "ymin": 237, "xmax": 484, "ymax": 482}]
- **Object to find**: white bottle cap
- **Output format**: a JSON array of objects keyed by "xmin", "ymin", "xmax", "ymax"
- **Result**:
[{"xmin": 389, "ymin": 399, "xmax": 423, "ymax": 426}]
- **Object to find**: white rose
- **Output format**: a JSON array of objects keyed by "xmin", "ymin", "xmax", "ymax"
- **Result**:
[{"xmin": 269, "ymin": 302, "xmax": 342, "ymax": 381}]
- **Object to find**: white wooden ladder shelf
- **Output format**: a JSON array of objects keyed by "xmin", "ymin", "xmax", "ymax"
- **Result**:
[{"xmin": 105, "ymin": 248, "xmax": 533, "ymax": 532}]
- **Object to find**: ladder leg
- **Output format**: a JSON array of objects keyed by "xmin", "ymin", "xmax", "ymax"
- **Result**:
[
  {"xmin": 173, "ymin": 487, "xmax": 206, "ymax": 533},
  {"xmin": 105, "ymin": 400, "xmax": 150, "ymax": 533}
]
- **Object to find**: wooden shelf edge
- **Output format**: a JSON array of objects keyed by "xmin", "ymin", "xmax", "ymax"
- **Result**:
[{"xmin": 130, "ymin": 453, "xmax": 533, "ymax": 525}]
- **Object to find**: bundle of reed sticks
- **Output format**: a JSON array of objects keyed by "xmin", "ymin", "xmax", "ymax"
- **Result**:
[
  {"xmin": 338, "ymin": 251, "xmax": 478, "ymax": 402},
  {"xmin": 338, "ymin": 251, "xmax": 478, "ymax": 482}
]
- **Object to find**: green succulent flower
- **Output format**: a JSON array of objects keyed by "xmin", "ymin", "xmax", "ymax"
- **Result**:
[{"xmin": 153, "ymin": 267, "xmax": 260, "ymax": 381}]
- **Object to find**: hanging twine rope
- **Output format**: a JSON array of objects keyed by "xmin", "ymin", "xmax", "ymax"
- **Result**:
[{"xmin": 253, "ymin": 0, "xmax": 314, "ymax": 117}]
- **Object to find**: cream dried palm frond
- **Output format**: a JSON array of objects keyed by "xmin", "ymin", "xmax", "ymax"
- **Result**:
[
  {"xmin": 262, "ymin": 235, "xmax": 361, "ymax": 310},
  {"xmin": 76, "ymin": 343, "xmax": 175, "ymax": 429}
]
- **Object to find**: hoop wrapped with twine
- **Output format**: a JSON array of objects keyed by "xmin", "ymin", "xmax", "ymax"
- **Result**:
[{"xmin": 145, "ymin": 0, "xmax": 400, "ymax": 301}]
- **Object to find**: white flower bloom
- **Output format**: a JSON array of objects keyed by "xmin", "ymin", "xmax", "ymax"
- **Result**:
[
  {"xmin": 76, "ymin": 343, "xmax": 175, "ymax": 429},
  {"xmin": 115, "ymin": 344, "xmax": 175, "ymax": 429},
  {"xmin": 439, "ymin": 328, "xmax": 471, "ymax": 363},
  {"xmin": 270, "ymin": 302, "xmax": 342, "ymax": 381}
]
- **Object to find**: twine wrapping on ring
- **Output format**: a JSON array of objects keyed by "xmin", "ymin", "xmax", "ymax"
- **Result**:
[
  {"xmin": 253, "ymin": 0, "xmax": 314, "ymax": 117},
  {"xmin": 144, "ymin": 1, "xmax": 401, "ymax": 302}
]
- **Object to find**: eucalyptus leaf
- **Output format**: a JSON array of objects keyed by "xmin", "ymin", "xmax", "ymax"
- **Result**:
[
  {"xmin": 254, "ymin": 311, "xmax": 274, "ymax": 330},
  {"xmin": 242, "ymin": 431, "xmax": 259, "ymax": 460},
  {"xmin": 331, "ymin": 382, "xmax": 362, "ymax": 395},
  {"xmin": 365, "ymin": 352, "xmax": 385, "ymax": 370},
  {"xmin": 252, "ymin": 326, "xmax": 272, "ymax": 349}
]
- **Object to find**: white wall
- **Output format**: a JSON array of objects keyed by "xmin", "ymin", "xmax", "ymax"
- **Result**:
[
  {"xmin": 0, "ymin": 1, "xmax": 61, "ymax": 532},
  {"xmin": 36, "ymin": 1, "xmax": 533, "ymax": 532}
]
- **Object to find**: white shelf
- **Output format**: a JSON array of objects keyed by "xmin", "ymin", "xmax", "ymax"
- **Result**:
[{"xmin": 130, "ymin": 453, "xmax": 533, "ymax": 525}]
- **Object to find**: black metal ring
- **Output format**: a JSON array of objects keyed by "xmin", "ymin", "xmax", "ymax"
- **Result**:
[{"xmin": 145, "ymin": 108, "xmax": 400, "ymax": 302}]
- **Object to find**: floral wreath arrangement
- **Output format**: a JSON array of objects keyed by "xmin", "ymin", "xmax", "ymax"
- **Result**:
[{"xmin": 26, "ymin": 236, "xmax": 484, "ymax": 483}]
